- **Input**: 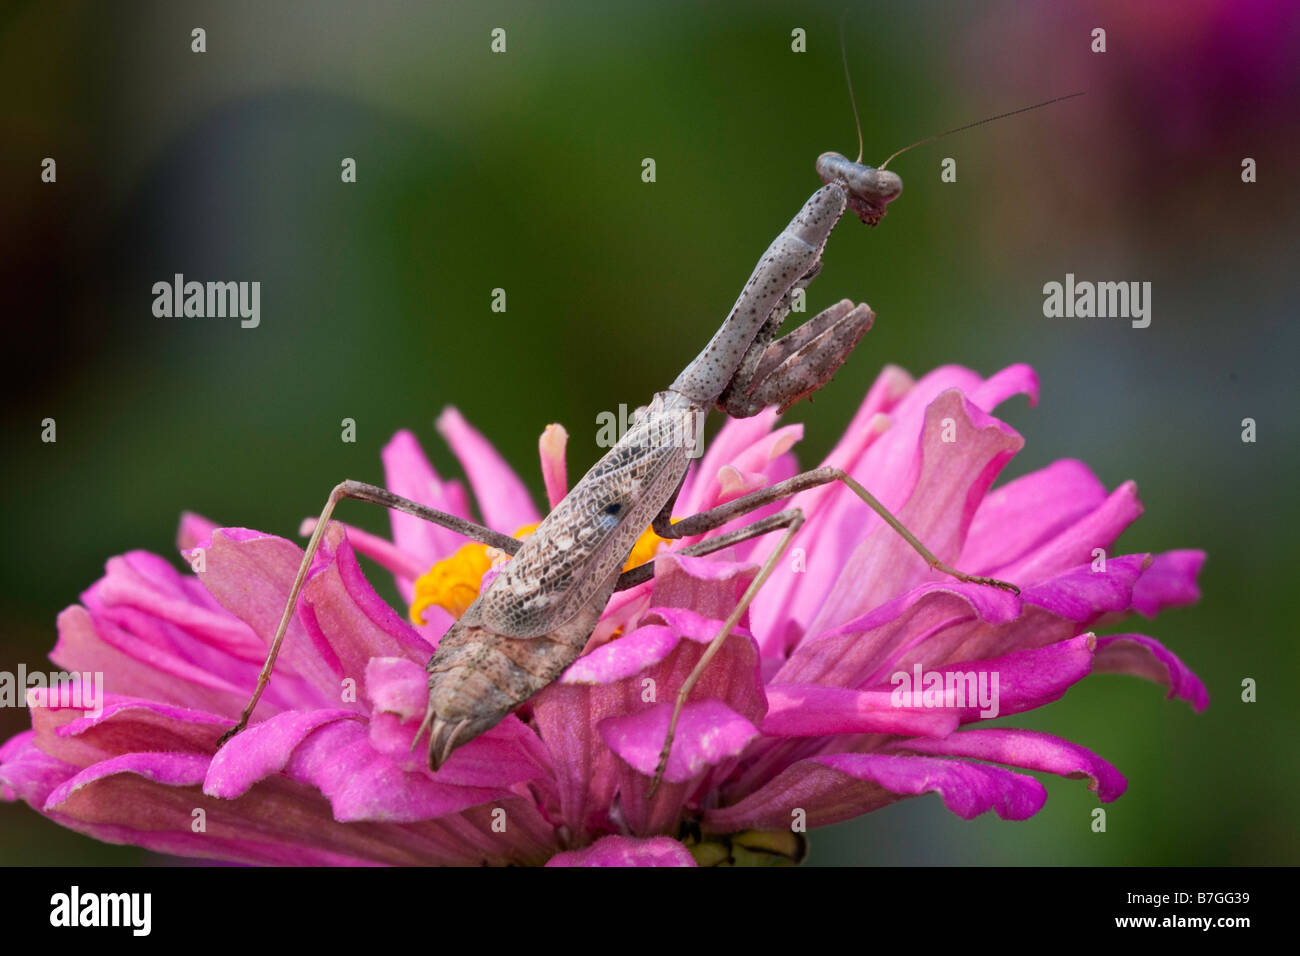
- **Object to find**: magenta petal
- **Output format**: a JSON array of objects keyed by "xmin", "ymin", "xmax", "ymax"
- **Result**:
[
  {"xmin": 177, "ymin": 512, "xmax": 219, "ymax": 552},
  {"xmin": 675, "ymin": 408, "xmax": 781, "ymax": 516},
  {"xmin": 892, "ymin": 728, "xmax": 1127, "ymax": 801},
  {"xmin": 561, "ymin": 625, "xmax": 679, "ymax": 684},
  {"xmin": 32, "ymin": 697, "xmax": 228, "ymax": 767},
  {"xmin": 204, "ymin": 709, "xmax": 361, "ymax": 799},
  {"xmin": 649, "ymin": 553, "xmax": 757, "ymax": 625},
  {"xmin": 298, "ymin": 525, "xmax": 432, "ymax": 688},
  {"xmin": 41, "ymin": 750, "xmax": 508, "ymax": 865},
  {"xmin": 1130, "ymin": 550, "xmax": 1206, "ymax": 617},
  {"xmin": 365, "ymin": 705, "xmax": 549, "ymax": 790},
  {"xmin": 777, "ymin": 581, "xmax": 1021, "ymax": 689},
  {"xmin": 634, "ymin": 608, "xmax": 767, "ymax": 727},
  {"xmin": 86, "ymin": 549, "xmax": 265, "ymax": 666},
  {"xmin": 187, "ymin": 529, "xmax": 345, "ymax": 703},
  {"xmin": 1094, "ymin": 633, "xmax": 1209, "ymax": 711},
  {"xmin": 704, "ymin": 752, "xmax": 1047, "ymax": 831},
  {"xmin": 809, "ymin": 389, "xmax": 1023, "ymax": 633},
  {"xmin": 968, "ymin": 363, "xmax": 1039, "ymax": 410},
  {"xmin": 761, "ymin": 684, "xmax": 959, "ymax": 737},
  {"xmin": 860, "ymin": 633, "xmax": 1098, "ymax": 723},
  {"xmin": 994, "ymin": 482, "xmax": 1144, "ymax": 581},
  {"xmin": 364, "ymin": 656, "xmax": 427, "ymax": 720},
  {"xmin": 599, "ymin": 700, "xmax": 758, "ymax": 783},
  {"xmin": 47, "ymin": 751, "xmax": 209, "ymax": 810},
  {"xmin": 1020, "ymin": 553, "xmax": 1152, "ymax": 621},
  {"xmin": 546, "ymin": 834, "xmax": 696, "ymax": 867},
  {"xmin": 50, "ymin": 605, "xmax": 281, "ymax": 719},
  {"xmin": 532, "ymin": 683, "xmax": 620, "ymax": 840},
  {"xmin": 283, "ymin": 718, "xmax": 506, "ymax": 822},
  {"xmin": 208, "ymin": 713, "xmax": 508, "ymax": 823},
  {"xmin": 0, "ymin": 731, "xmax": 74, "ymax": 805},
  {"xmin": 961, "ymin": 459, "xmax": 1109, "ymax": 573}
]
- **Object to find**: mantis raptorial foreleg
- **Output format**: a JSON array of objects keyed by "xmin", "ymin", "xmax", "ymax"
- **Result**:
[{"xmin": 216, "ymin": 480, "xmax": 521, "ymax": 746}]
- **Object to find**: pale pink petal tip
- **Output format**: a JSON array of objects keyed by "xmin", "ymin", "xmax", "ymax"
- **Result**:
[{"xmin": 539, "ymin": 423, "xmax": 569, "ymax": 509}]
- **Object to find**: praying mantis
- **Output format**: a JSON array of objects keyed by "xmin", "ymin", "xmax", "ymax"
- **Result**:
[{"xmin": 217, "ymin": 89, "xmax": 1081, "ymax": 797}]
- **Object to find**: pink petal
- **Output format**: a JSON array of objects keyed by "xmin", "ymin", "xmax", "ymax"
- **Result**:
[
  {"xmin": 808, "ymin": 389, "xmax": 1023, "ymax": 635},
  {"xmin": 704, "ymin": 752, "xmax": 1047, "ymax": 831},
  {"xmin": 177, "ymin": 512, "xmax": 219, "ymax": 552},
  {"xmin": 891, "ymin": 728, "xmax": 1127, "ymax": 801},
  {"xmin": 1130, "ymin": 550, "xmax": 1205, "ymax": 617},
  {"xmin": 967, "ymin": 362, "xmax": 1039, "ymax": 410},
  {"xmin": 436, "ymin": 407, "xmax": 539, "ymax": 533},
  {"xmin": 31, "ymin": 696, "xmax": 227, "ymax": 767},
  {"xmin": 50, "ymin": 605, "xmax": 297, "ymax": 719},
  {"xmin": 531, "ymin": 683, "xmax": 621, "ymax": 841},
  {"xmin": 381, "ymin": 429, "xmax": 473, "ymax": 596},
  {"xmin": 297, "ymin": 524, "xmax": 433, "ymax": 689},
  {"xmin": 42, "ymin": 750, "xmax": 520, "ymax": 865},
  {"xmin": 285, "ymin": 718, "xmax": 508, "ymax": 823},
  {"xmin": 599, "ymin": 699, "xmax": 758, "ymax": 783},
  {"xmin": 1019, "ymin": 553, "xmax": 1152, "ymax": 622},
  {"xmin": 206, "ymin": 711, "xmax": 506, "ymax": 824},
  {"xmin": 866, "ymin": 633, "xmax": 1099, "ymax": 723},
  {"xmin": 960, "ymin": 459, "xmax": 1110, "ymax": 572},
  {"xmin": 768, "ymin": 365, "xmax": 1030, "ymax": 641},
  {"xmin": 778, "ymin": 580, "xmax": 1019, "ymax": 689},
  {"xmin": 204, "ymin": 709, "xmax": 361, "ymax": 799},
  {"xmin": 364, "ymin": 656, "xmax": 427, "ymax": 720},
  {"xmin": 1093, "ymin": 633, "xmax": 1209, "ymax": 711},
  {"xmin": 184, "ymin": 528, "xmax": 347, "ymax": 705},
  {"xmin": 561, "ymin": 625, "xmax": 679, "ymax": 684},
  {"xmin": 648, "ymin": 553, "xmax": 757, "ymax": 626},
  {"xmin": 760, "ymin": 684, "xmax": 959, "ymax": 737},
  {"xmin": 0, "ymin": 731, "xmax": 73, "ymax": 805},
  {"xmin": 539, "ymin": 423, "xmax": 569, "ymax": 509},
  {"xmin": 991, "ymin": 482, "xmax": 1144, "ymax": 581},
  {"xmin": 675, "ymin": 408, "xmax": 781, "ymax": 516},
  {"xmin": 545, "ymin": 834, "xmax": 696, "ymax": 867}
]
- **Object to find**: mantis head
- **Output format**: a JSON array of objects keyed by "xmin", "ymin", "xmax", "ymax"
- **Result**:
[{"xmin": 815, "ymin": 152, "xmax": 903, "ymax": 226}]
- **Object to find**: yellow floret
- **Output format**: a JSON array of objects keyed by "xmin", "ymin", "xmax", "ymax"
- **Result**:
[{"xmin": 409, "ymin": 522, "xmax": 668, "ymax": 625}]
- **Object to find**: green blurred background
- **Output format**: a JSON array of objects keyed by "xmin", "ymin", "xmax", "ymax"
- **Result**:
[{"xmin": 2, "ymin": 0, "xmax": 1296, "ymax": 865}]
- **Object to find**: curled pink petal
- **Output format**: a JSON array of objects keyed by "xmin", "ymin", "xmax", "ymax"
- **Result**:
[
  {"xmin": 1093, "ymin": 633, "xmax": 1210, "ymax": 711},
  {"xmin": 891, "ymin": 728, "xmax": 1127, "ymax": 801}
]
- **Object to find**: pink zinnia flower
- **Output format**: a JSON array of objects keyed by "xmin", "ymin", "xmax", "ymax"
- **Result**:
[{"xmin": 0, "ymin": 363, "xmax": 1206, "ymax": 866}]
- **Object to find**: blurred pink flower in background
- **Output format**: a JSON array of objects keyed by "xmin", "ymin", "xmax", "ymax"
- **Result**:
[{"xmin": 0, "ymin": 363, "xmax": 1206, "ymax": 866}]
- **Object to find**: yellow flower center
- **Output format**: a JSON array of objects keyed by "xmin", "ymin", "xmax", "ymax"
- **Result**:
[{"xmin": 409, "ymin": 522, "xmax": 668, "ymax": 625}]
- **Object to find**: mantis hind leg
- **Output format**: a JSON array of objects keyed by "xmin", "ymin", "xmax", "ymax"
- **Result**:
[{"xmin": 216, "ymin": 480, "xmax": 521, "ymax": 748}]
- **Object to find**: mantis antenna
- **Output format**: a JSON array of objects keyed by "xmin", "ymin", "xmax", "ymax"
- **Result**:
[
  {"xmin": 839, "ymin": 8, "xmax": 865, "ymax": 164},
  {"xmin": 878, "ymin": 91, "xmax": 1087, "ymax": 170},
  {"xmin": 838, "ymin": 10, "xmax": 1083, "ymax": 170}
]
